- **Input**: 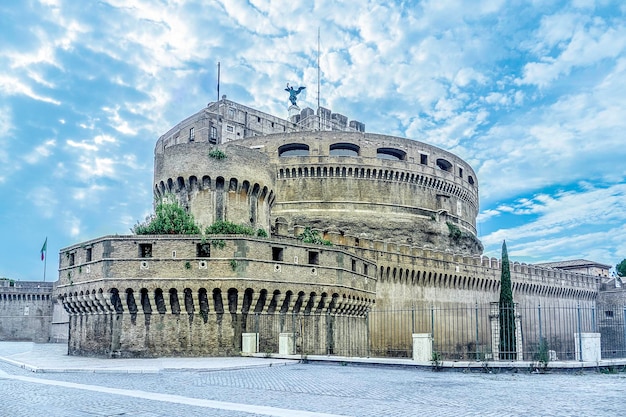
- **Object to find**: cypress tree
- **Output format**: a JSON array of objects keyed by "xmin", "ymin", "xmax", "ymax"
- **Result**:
[{"xmin": 499, "ymin": 240, "xmax": 516, "ymax": 359}]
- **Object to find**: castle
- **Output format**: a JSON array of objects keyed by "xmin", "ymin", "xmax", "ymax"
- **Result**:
[{"xmin": 4, "ymin": 95, "xmax": 617, "ymax": 359}]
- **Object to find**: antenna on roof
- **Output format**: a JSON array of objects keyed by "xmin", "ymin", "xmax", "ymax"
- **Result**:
[
  {"xmin": 217, "ymin": 62, "xmax": 221, "ymax": 103},
  {"xmin": 317, "ymin": 27, "xmax": 321, "ymax": 131}
]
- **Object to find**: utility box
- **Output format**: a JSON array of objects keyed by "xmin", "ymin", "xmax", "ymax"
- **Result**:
[
  {"xmin": 279, "ymin": 333, "xmax": 296, "ymax": 355},
  {"xmin": 241, "ymin": 333, "xmax": 258, "ymax": 355},
  {"xmin": 575, "ymin": 333, "xmax": 601, "ymax": 362},
  {"xmin": 412, "ymin": 333, "xmax": 433, "ymax": 362}
]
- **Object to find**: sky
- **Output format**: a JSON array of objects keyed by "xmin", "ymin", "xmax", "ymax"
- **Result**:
[{"xmin": 1, "ymin": 0, "xmax": 625, "ymax": 281}]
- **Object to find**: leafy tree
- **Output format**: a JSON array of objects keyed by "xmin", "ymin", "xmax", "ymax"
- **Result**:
[
  {"xmin": 132, "ymin": 197, "xmax": 200, "ymax": 235},
  {"xmin": 616, "ymin": 259, "xmax": 626, "ymax": 277},
  {"xmin": 499, "ymin": 240, "xmax": 516, "ymax": 360}
]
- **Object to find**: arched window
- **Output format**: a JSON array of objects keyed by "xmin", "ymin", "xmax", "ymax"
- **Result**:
[
  {"xmin": 330, "ymin": 143, "xmax": 360, "ymax": 156},
  {"xmin": 278, "ymin": 143, "xmax": 310, "ymax": 157},
  {"xmin": 376, "ymin": 148, "xmax": 406, "ymax": 161},
  {"xmin": 436, "ymin": 158, "xmax": 452, "ymax": 172}
]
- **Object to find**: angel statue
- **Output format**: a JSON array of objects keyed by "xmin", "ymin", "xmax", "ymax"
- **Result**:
[{"xmin": 285, "ymin": 83, "xmax": 306, "ymax": 106}]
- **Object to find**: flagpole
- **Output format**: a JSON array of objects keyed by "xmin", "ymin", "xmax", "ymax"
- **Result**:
[{"xmin": 41, "ymin": 237, "xmax": 48, "ymax": 282}]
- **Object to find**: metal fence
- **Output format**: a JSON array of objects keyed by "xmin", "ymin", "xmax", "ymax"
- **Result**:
[{"xmin": 246, "ymin": 304, "xmax": 626, "ymax": 361}]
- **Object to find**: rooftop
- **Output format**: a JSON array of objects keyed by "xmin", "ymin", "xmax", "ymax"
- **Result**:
[{"xmin": 535, "ymin": 259, "xmax": 612, "ymax": 270}]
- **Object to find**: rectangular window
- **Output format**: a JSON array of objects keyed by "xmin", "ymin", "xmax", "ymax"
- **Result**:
[
  {"xmin": 196, "ymin": 243, "xmax": 210, "ymax": 258},
  {"xmin": 308, "ymin": 251, "xmax": 319, "ymax": 265},
  {"xmin": 228, "ymin": 108, "xmax": 235, "ymax": 118},
  {"xmin": 189, "ymin": 127, "xmax": 195, "ymax": 142},
  {"xmin": 420, "ymin": 154, "xmax": 428, "ymax": 165},
  {"xmin": 85, "ymin": 248, "xmax": 92, "ymax": 262},
  {"xmin": 69, "ymin": 253, "xmax": 75, "ymax": 266},
  {"xmin": 257, "ymin": 116, "xmax": 261, "ymax": 123},
  {"xmin": 605, "ymin": 310, "xmax": 614, "ymax": 318},
  {"xmin": 227, "ymin": 125, "xmax": 234, "ymax": 132},
  {"xmin": 459, "ymin": 167, "xmax": 463, "ymax": 178},
  {"xmin": 272, "ymin": 247, "xmax": 284, "ymax": 262},
  {"xmin": 271, "ymin": 122, "xmax": 275, "ymax": 128},
  {"xmin": 363, "ymin": 264, "xmax": 368, "ymax": 276},
  {"xmin": 139, "ymin": 243, "xmax": 152, "ymax": 258},
  {"xmin": 351, "ymin": 259, "xmax": 356, "ymax": 272}
]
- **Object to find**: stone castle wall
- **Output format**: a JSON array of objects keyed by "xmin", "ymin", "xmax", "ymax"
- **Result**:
[
  {"xmin": 239, "ymin": 132, "xmax": 479, "ymax": 250},
  {"xmin": 155, "ymin": 129, "xmax": 481, "ymax": 254},
  {"xmin": 53, "ymin": 101, "xmax": 603, "ymax": 358},
  {"xmin": 154, "ymin": 143, "xmax": 276, "ymax": 233},
  {"xmin": 0, "ymin": 281, "xmax": 54, "ymax": 342},
  {"xmin": 56, "ymin": 231, "xmax": 599, "ymax": 357},
  {"xmin": 57, "ymin": 235, "xmax": 375, "ymax": 357}
]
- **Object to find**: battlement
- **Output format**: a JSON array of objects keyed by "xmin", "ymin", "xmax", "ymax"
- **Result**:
[{"xmin": 289, "ymin": 227, "xmax": 599, "ymax": 299}]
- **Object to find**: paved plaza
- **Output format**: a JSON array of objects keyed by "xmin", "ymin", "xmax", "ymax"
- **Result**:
[{"xmin": 0, "ymin": 342, "xmax": 624, "ymax": 416}]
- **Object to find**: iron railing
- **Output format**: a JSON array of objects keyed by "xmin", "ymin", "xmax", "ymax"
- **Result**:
[{"xmin": 246, "ymin": 304, "xmax": 626, "ymax": 361}]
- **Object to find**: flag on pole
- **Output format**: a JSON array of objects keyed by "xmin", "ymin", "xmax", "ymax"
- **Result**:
[{"xmin": 40, "ymin": 238, "xmax": 47, "ymax": 261}]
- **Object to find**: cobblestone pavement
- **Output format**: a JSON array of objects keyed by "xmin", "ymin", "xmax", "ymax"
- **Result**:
[{"xmin": 1, "ymin": 358, "xmax": 625, "ymax": 417}]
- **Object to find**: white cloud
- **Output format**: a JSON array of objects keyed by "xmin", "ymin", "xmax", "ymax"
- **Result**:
[
  {"xmin": 0, "ymin": 75, "xmax": 61, "ymax": 105},
  {"xmin": 23, "ymin": 140, "xmax": 56, "ymax": 164},
  {"xmin": 67, "ymin": 140, "xmax": 98, "ymax": 151},
  {"xmin": 520, "ymin": 12, "xmax": 626, "ymax": 87},
  {"xmin": 27, "ymin": 187, "xmax": 58, "ymax": 219},
  {"xmin": 480, "ymin": 183, "xmax": 626, "ymax": 264},
  {"xmin": 94, "ymin": 134, "xmax": 116, "ymax": 145},
  {"xmin": 63, "ymin": 211, "xmax": 81, "ymax": 237},
  {"xmin": 76, "ymin": 156, "xmax": 116, "ymax": 180},
  {"xmin": 102, "ymin": 106, "xmax": 137, "ymax": 135}
]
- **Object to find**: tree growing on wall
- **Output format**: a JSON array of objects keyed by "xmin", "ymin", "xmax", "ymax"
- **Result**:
[
  {"xmin": 132, "ymin": 195, "xmax": 200, "ymax": 235},
  {"xmin": 616, "ymin": 259, "xmax": 626, "ymax": 277},
  {"xmin": 499, "ymin": 240, "xmax": 516, "ymax": 360}
]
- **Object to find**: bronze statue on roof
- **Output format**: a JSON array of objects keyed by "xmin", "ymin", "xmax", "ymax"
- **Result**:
[{"xmin": 285, "ymin": 83, "xmax": 305, "ymax": 106}]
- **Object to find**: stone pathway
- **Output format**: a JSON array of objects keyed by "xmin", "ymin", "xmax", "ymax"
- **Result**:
[{"xmin": 1, "ymin": 342, "xmax": 625, "ymax": 416}]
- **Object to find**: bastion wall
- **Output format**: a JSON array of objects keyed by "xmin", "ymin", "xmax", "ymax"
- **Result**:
[
  {"xmin": 57, "ymin": 235, "xmax": 375, "ymax": 357},
  {"xmin": 0, "ymin": 281, "xmax": 55, "ymax": 342}
]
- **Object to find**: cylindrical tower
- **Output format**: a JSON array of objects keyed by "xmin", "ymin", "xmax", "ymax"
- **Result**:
[
  {"xmin": 153, "ymin": 141, "xmax": 276, "ymax": 234},
  {"xmin": 238, "ymin": 131, "xmax": 482, "ymax": 254}
]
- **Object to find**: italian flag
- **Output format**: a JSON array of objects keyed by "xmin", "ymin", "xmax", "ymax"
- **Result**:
[{"xmin": 40, "ymin": 238, "xmax": 47, "ymax": 261}]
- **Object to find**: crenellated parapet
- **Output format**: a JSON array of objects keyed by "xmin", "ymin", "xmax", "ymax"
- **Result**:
[
  {"xmin": 57, "ymin": 235, "xmax": 376, "ymax": 315},
  {"xmin": 57, "ymin": 235, "xmax": 376, "ymax": 357},
  {"xmin": 280, "ymin": 227, "xmax": 600, "ymax": 307}
]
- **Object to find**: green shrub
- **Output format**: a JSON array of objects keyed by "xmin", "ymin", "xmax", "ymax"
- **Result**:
[
  {"xmin": 208, "ymin": 149, "xmax": 227, "ymax": 160},
  {"xmin": 210, "ymin": 239, "xmax": 226, "ymax": 249},
  {"xmin": 132, "ymin": 195, "xmax": 200, "ymax": 235},
  {"xmin": 256, "ymin": 228, "xmax": 268, "ymax": 238},
  {"xmin": 446, "ymin": 222, "xmax": 463, "ymax": 241},
  {"xmin": 205, "ymin": 220, "xmax": 254, "ymax": 236},
  {"xmin": 299, "ymin": 227, "xmax": 332, "ymax": 246}
]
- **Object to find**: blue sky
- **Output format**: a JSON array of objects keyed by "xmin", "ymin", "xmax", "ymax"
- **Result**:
[{"xmin": 1, "ymin": 0, "xmax": 625, "ymax": 281}]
